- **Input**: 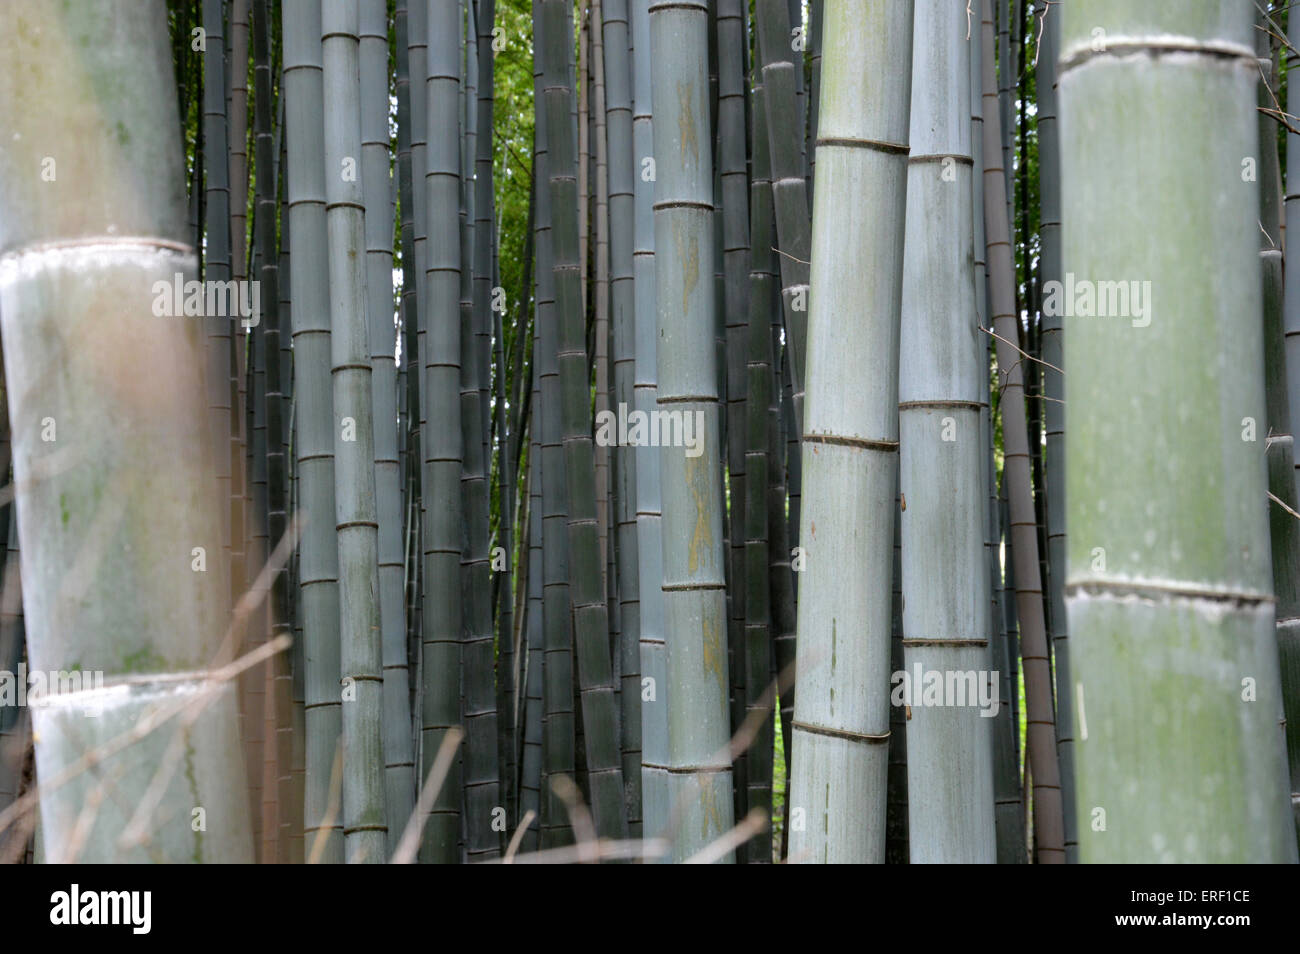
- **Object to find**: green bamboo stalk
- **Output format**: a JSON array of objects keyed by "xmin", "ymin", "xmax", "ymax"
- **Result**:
[
  {"xmin": 754, "ymin": 0, "xmax": 810, "ymax": 431},
  {"xmin": 787, "ymin": 0, "xmax": 914, "ymax": 864},
  {"xmin": 603, "ymin": 0, "xmax": 643, "ymax": 836},
  {"xmin": 1060, "ymin": 0, "xmax": 1295, "ymax": 863},
  {"xmin": 0, "ymin": 514, "xmax": 25, "ymax": 857},
  {"xmin": 360, "ymin": 0, "xmax": 416, "ymax": 855},
  {"xmin": 743, "ymin": 74, "xmax": 776, "ymax": 865},
  {"xmin": 531, "ymin": 0, "xmax": 574, "ymax": 849},
  {"xmin": 1034, "ymin": 0, "xmax": 1074, "ymax": 862},
  {"xmin": 230, "ymin": 0, "xmax": 251, "ymax": 283},
  {"xmin": 631, "ymin": 0, "xmax": 669, "ymax": 855},
  {"xmin": 1256, "ymin": 14, "xmax": 1300, "ymax": 850},
  {"xmin": 1276, "ymin": 6, "xmax": 1300, "ymax": 842},
  {"xmin": 897, "ymin": 0, "xmax": 994, "ymax": 864},
  {"xmin": 519, "ymin": 424, "xmax": 545, "ymax": 851},
  {"xmin": 972, "ymin": 8, "xmax": 1024, "ymax": 864},
  {"xmin": 980, "ymin": 0, "xmax": 1063, "ymax": 862},
  {"xmin": 252, "ymin": 0, "xmax": 290, "ymax": 863},
  {"xmin": 284, "ymin": 0, "xmax": 344, "ymax": 864},
  {"xmin": 322, "ymin": 0, "xmax": 387, "ymax": 864},
  {"xmin": 885, "ymin": 490, "xmax": 908, "ymax": 864},
  {"xmin": 806, "ymin": 0, "xmax": 821, "ymax": 203},
  {"xmin": 717, "ymin": 0, "xmax": 751, "ymax": 848},
  {"xmin": 420, "ymin": 0, "xmax": 466, "ymax": 862},
  {"xmin": 541, "ymin": 0, "xmax": 629, "ymax": 841},
  {"xmin": 203, "ymin": 0, "xmax": 235, "ymax": 590},
  {"xmin": 593, "ymin": 0, "xmax": 614, "ymax": 617},
  {"xmin": 277, "ymin": 141, "xmax": 306, "ymax": 863},
  {"xmin": 0, "ymin": 0, "xmax": 252, "ymax": 862},
  {"xmin": 458, "ymin": 0, "xmax": 502, "ymax": 861},
  {"xmin": 649, "ymin": 0, "xmax": 735, "ymax": 861}
]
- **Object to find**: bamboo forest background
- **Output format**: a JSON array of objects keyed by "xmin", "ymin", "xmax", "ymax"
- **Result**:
[{"xmin": 0, "ymin": 0, "xmax": 1296, "ymax": 864}]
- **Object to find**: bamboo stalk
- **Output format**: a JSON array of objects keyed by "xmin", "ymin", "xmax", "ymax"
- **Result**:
[
  {"xmin": 541, "ymin": 0, "xmax": 630, "ymax": 842},
  {"xmin": 631, "ymin": 0, "xmax": 669, "ymax": 856},
  {"xmin": 283, "ymin": 0, "xmax": 345, "ymax": 864},
  {"xmin": 787, "ymin": 0, "xmax": 914, "ymax": 864},
  {"xmin": 1059, "ymin": 0, "xmax": 1294, "ymax": 863},
  {"xmin": 897, "ymin": 0, "xmax": 994, "ymax": 863},
  {"xmin": 649, "ymin": 0, "xmax": 736, "ymax": 862},
  {"xmin": 980, "ymin": 0, "xmax": 1063, "ymax": 862},
  {"xmin": 419, "ymin": 0, "xmax": 466, "ymax": 862},
  {"xmin": 0, "ymin": 0, "xmax": 253, "ymax": 862}
]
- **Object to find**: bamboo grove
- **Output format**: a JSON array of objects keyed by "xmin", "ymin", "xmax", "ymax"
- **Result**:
[{"xmin": 0, "ymin": 0, "xmax": 1297, "ymax": 865}]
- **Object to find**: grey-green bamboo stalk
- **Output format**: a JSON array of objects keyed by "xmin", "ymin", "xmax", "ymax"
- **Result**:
[{"xmin": 787, "ymin": 0, "xmax": 914, "ymax": 864}]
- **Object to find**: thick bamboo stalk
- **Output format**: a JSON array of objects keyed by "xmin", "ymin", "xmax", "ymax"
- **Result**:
[
  {"xmin": 0, "ymin": 0, "xmax": 252, "ymax": 862},
  {"xmin": 631, "ymin": 0, "xmax": 669, "ymax": 854},
  {"xmin": 980, "ymin": 0, "xmax": 1063, "ymax": 862},
  {"xmin": 787, "ymin": 0, "xmax": 914, "ymax": 864},
  {"xmin": 419, "ymin": 0, "xmax": 466, "ymax": 862},
  {"xmin": 540, "ymin": 0, "xmax": 630, "ymax": 842},
  {"xmin": 459, "ymin": 0, "xmax": 503, "ymax": 861},
  {"xmin": 283, "ymin": 0, "xmax": 344, "ymax": 864},
  {"xmin": 603, "ymin": 0, "xmax": 643, "ymax": 836},
  {"xmin": 530, "ymin": 0, "xmax": 574, "ymax": 850},
  {"xmin": 649, "ymin": 0, "xmax": 735, "ymax": 861},
  {"xmin": 322, "ymin": 0, "xmax": 388, "ymax": 864},
  {"xmin": 359, "ymin": 0, "xmax": 416, "ymax": 856},
  {"xmin": 1059, "ymin": 0, "xmax": 1295, "ymax": 863},
  {"xmin": 897, "ymin": 0, "xmax": 995, "ymax": 864}
]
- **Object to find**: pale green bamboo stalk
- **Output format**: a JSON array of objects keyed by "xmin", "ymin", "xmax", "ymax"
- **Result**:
[
  {"xmin": 0, "ymin": 0, "xmax": 252, "ymax": 862},
  {"xmin": 649, "ymin": 0, "xmax": 735, "ymax": 862},
  {"xmin": 631, "ymin": 0, "xmax": 669, "ymax": 856},
  {"xmin": 787, "ymin": 0, "xmax": 914, "ymax": 865},
  {"xmin": 1060, "ymin": 0, "xmax": 1295, "ymax": 863},
  {"xmin": 980, "ymin": 0, "xmax": 1063, "ymax": 862},
  {"xmin": 420, "ymin": 0, "xmax": 466, "ymax": 862},
  {"xmin": 602, "ymin": 0, "xmax": 643, "ymax": 836},
  {"xmin": 322, "ymin": 0, "xmax": 387, "ymax": 864},
  {"xmin": 897, "ymin": 0, "xmax": 994, "ymax": 864},
  {"xmin": 360, "ymin": 0, "xmax": 415, "ymax": 855},
  {"xmin": 284, "ymin": 0, "xmax": 344, "ymax": 864}
]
